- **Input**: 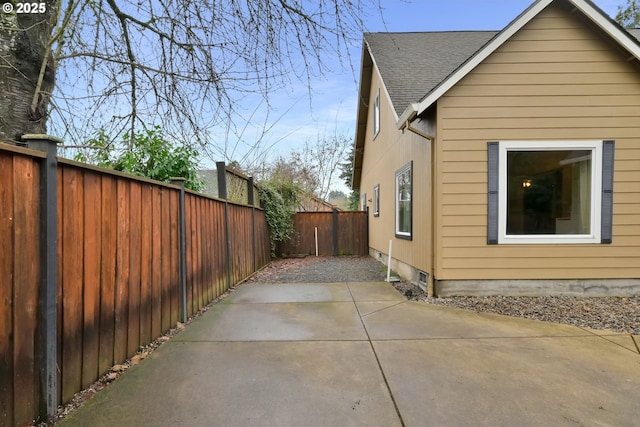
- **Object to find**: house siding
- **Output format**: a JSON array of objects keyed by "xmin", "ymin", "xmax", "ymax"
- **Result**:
[
  {"xmin": 436, "ymin": 3, "xmax": 640, "ymax": 281},
  {"xmin": 359, "ymin": 67, "xmax": 432, "ymax": 280}
]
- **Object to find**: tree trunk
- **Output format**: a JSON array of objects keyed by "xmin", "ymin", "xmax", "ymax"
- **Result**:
[{"xmin": 0, "ymin": 7, "xmax": 57, "ymax": 143}]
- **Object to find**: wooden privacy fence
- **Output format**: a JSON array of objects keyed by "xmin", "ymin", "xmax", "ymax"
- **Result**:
[
  {"xmin": 0, "ymin": 137, "xmax": 271, "ymax": 427},
  {"xmin": 277, "ymin": 210, "xmax": 368, "ymax": 257}
]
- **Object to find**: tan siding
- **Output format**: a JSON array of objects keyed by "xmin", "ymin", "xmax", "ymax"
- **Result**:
[
  {"xmin": 444, "ymin": 94, "xmax": 640, "ymax": 107},
  {"xmin": 442, "ymin": 268, "xmax": 639, "ymax": 280},
  {"xmin": 359, "ymin": 67, "xmax": 432, "ymax": 277},
  {"xmin": 443, "ymin": 106, "xmax": 639, "ymax": 119},
  {"xmin": 436, "ymin": 2, "xmax": 640, "ymax": 281},
  {"xmin": 442, "ymin": 194, "xmax": 486, "ymax": 205},
  {"xmin": 442, "ymin": 234, "xmax": 639, "ymax": 248}
]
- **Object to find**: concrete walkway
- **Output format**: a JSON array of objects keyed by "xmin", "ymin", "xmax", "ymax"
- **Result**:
[{"xmin": 59, "ymin": 282, "xmax": 640, "ymax": 426}]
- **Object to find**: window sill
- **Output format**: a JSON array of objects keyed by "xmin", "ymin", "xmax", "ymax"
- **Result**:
[
  {"xmin": 498, "ymin": 234, "xmax": 601, "ymax": 244},
  {"xmin": 395, "ymin": 233, "xmax": 412, "ymax": 241}
]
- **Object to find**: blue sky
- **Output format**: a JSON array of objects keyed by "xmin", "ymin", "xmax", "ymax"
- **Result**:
[{"xmin": 222, "ymin": 0, "xmax": 626, "ymax": 186}]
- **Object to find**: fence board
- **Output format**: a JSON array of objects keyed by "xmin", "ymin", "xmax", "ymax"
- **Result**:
[
  {"xmin": 160, "ymin": 189, "xmax": 171, "ymax": 332},
  {"xmin": 99, "ymin": 176, "xmax": 117, "ymax": 376},
  {"xmin": 12, "ymin": 155, "xmax": 40, "ymax": 424},
  {"xmin": 140, "ymin": 185, "xmax": 152, "ymax": 346},
  {"xmin": 82, "ymin": 172, "xmax": 101, "ymax": 388},
  {"xmin": 169, "ymin": 190, "xmax": 179, "ymax": 325},
  {"xmin": 56, "ymin": 168, "xmax": 63, "ymax": 405},
  {"xmin": 61, "ymin": 167, "xmax": 84, "ymax": 403},
  {"xmin": 0, "ymin": 153, "xmax": 15, "ymax": 426},
  {"xmin": 114, "ymin": 179, "xmax": 130, "ymax": 364},
  {"xmin": 185, "ymin": 194, "xmax": 194, "ymax": 317},
  {"xmin": 195, "ymin": 197, "xmax": 203, "ymax": 312},
  {"xmin": 203, "ymin": 199, "xmax": 212, "ymax": 303},
  {"xmin": 232, "ymin": 205, "xmax": 253, "ymax": 281},
  {"xmin": 216, "ymin": 202, "xmax": 227, "ymax": 295},
  {"xmin": 150, "ymin": 187, "xmax": 162, "ymax": 338},
  {"xmin": 127, "ymin": 183, "xmax": 142, "ymax": 356}
]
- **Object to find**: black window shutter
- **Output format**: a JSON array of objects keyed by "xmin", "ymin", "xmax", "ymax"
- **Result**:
[
  {"xmin": 601, "ymin": 140, "xmax": 615, "ymax": 244},
  {"xmin": 487, "ymin": 142, "xmax": 499, "ymax": 244}
]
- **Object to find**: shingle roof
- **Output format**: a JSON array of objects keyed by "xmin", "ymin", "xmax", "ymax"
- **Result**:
[
  {"xmin": 365, "ymin": 27, "xmax": 640, "ymax": 118},
  {"xmin": 364, "ymin": 31, "xmax": 498, "ymax": 117}
]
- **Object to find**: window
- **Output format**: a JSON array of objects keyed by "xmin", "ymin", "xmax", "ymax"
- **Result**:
[
  {"xmin": 395, "ymin": 162, "xmax": 412, "ymax": 239},
  {"xmin": 373, "ymin": 89, "xmax": 380, "ymax": 137},
  {"xmin": 360, "ymin": 192, "xmax": 367, "ymax": 212},
  {"xmin": 488, "ymin": 140, "xmax": 615, "ymax": 244},
  {"xmin": 373, "ymin": 185, "xmax": 380, "ymax": 217}
]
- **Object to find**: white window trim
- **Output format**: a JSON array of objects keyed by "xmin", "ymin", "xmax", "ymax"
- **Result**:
[
  {"xmin": 373, "ymin": 89, "xmax": 380, "ymax": 138},
  {"xmin": 498, "ymin": 140, "xmax": 603, "ymax": 244},
  {"xmin": 395, "ymin": 162, "xmax": 412, "ymax": 238},
  {"xmin": 373, "ymin": 184, "xmax": 380, "ymax": 217}
]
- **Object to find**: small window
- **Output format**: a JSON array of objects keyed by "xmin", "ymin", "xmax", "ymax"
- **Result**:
[
  {"xmin": 494, "ymin": 141, "xmax": 606, "ymax": 244},
  {"xmin": 395, "ymin": 162, "xmax": 412, "ymax": 239},
  {"xmin": 373, "ymin": 185, "xmax": 380, "ymax": 217},
  {"xmin": 373, "ymin": 89, "xmax": 380, "ymax": 138},
  {"xmin": 360, "ymin": 192, "xmax": 367, "ymax": 212}
]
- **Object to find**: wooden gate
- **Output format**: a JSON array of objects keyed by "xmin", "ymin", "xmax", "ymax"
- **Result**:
[{"xmin": 276, "ymin": 210, "xmax": 368, "ymax": 256}]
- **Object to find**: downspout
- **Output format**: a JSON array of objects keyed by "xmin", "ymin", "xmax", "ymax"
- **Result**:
[
  {"xmin": 400, "ymin": 111, "xmax": 437, "ymax": 297},
  {"xmin": 400, "ymin": 108, "xmax": 434, "ymax": 142},
  {"xmin": 429, "ymin": 135, "xmax": 436, "ymax": 298}
]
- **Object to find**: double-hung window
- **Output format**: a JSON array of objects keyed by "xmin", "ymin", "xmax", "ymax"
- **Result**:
[
  {"xmin": 488, "ymin": 140, "xmax": 614, "ymax": 244},
  {"xmin": 373, "ymin": 184, "xmax": 380, "ymax": 217},
  {"xmin": 395, "ymin": 162, "xmax": 412, "ymax": 239}
]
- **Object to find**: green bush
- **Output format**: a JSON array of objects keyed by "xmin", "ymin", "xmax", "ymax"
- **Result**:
[
  {"xmin": 257, "ymin": 182, "xmax": 299, "ymax": 256},
  {"xmin": 75, "ymin": 127, "xmax": 203, "ymax": 191}
]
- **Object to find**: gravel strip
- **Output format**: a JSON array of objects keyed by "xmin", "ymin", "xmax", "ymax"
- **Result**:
[
  {"xmin": 246, "ymin": 255, "xmax": 388, "ymax": 283},
  {"xmin": 251, "ymin": 257, "xmax": 639, "ymax": 335},
  {"xmin": 392, "ymin": 281, "xmax": 640, "ymax": 335}
]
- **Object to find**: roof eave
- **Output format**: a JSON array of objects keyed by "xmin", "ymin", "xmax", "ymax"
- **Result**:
[
  {"xmin": 412, "ymin": 0, "xmax": 640, "ymax": 118},
  {"xmin": 396, "ymin": 103, "xmax": 419, "ymax": 130},
  {"xmin": 352, "ymin": 39, "xmax": 374, "ymax": 190}
]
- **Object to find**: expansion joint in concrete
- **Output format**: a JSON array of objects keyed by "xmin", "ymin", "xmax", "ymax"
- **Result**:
[
  {"xmin": 346, "ymin": 283, "xmax": 406, "ymax": 427},
  {"xmin": 632, "ymin": 335, "xmax": 640, "ymax": 355}
]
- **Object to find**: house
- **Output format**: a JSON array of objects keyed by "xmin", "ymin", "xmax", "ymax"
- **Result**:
[
  {"xmin": 353, "ymin": 0, "xmax": 640, "ymax": 296},
  {"xmin": 297, "ymin": 195, "xmax": 342, "ymax": 212}
]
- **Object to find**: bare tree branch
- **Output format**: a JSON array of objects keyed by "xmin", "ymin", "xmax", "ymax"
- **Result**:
[{"xmin": 2, "ymin": 0, "xmax": 378, "ymax": 161}]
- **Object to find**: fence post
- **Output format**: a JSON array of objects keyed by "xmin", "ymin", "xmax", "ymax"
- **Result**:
[
  {"xmin": 332, "ymin": 208, "xmax": 339, "ymax": 256},
  {"xmin": 24, "ymin": 134, "xmax": 60, "ymax": 421},
  {"xmin": 248, "ymin": 177, "xmax": 257, "ymax": 272},
  {"xmin": 171, "ymin": 178, "xmax": 188, "ymax": 324},
  {"xmin": 216, "ymin": 162, "xmax": 232, "ymax": 288}
]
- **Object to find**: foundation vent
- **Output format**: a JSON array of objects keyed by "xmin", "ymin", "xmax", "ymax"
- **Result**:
[{"xmin": 418, "ymin": 271, "xmax": 428, "ymax": 292}]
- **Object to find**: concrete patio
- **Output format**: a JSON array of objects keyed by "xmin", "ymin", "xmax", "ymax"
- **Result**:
[{"xmin": 58, "ymin": 281, "xmax": 640, "ymax": 426}]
